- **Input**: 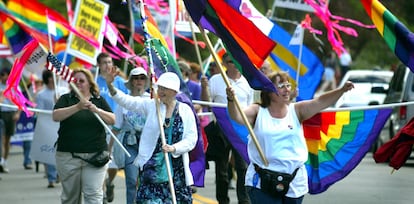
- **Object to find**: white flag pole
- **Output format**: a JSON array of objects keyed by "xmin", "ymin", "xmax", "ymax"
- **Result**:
[
  {"xmin": 46, "ymin": 10, "xmax": 60, "ymax": 100},
  {"xmin": 290, "ymin": 25, "xmax": 304, "ymax": 98}
]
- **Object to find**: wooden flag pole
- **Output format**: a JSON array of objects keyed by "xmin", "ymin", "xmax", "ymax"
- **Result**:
[{"xmin": 198, "ymin": 26, "xmax": 269, "ymax": 166}]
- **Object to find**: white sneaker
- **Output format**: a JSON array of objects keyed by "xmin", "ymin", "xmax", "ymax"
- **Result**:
[{"xmin": 0, "ymin": 159, "xmax": 8, "ymax": 173}]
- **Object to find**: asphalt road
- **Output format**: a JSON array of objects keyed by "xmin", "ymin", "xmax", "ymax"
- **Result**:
[{"xmin": 1, "ymin": 146, "xmax": 413, "ymax": 204}]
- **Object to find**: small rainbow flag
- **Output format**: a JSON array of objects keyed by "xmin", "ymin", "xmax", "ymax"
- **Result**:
[
  {"xmin": 7, "ymin": 0, "xmax": 69, "ymax": 40},
  {"xmin": 361, "ymin": 0, "xmax": 414, "ymax": 72},
  {"xmin": 212, "ymin": 107, "xmax": 392, "ymax": 194}
]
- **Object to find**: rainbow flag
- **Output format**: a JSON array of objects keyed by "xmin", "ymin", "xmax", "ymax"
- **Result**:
[
  {"xmin": 213, "ymin": 107, "xmax": 392, "ymax": 194},
  {"xmin": 0, "ymin": 12, "xmax": 32, "ymax": 54},
  {"xmin": 132, "ymin": 2, "xmax": 169, "ymax": 48},
  {"xmin": 0, "ymin": 2, "xmax": 33, "ymax": 54},
  {"xmin": 303, "ymin": 108, "xmax": 392, "ymax": 194},
  {"xmin": 183, "ymin": 0, "xmax": 277, "ymax": 93},
  {"xmin": 214, "ymin": 0, "xmax": 323, "ymax": 100},
  {"xmin": 7, "ymin": 0, "xmax": 69, "ymax": 40},
  {"xmin": 361, "ymin": 0, "xmax": 414, "ymax": 72},
  {"xmin": 136, "ymin": 8, "xmax": 206, "ymax": 186}
]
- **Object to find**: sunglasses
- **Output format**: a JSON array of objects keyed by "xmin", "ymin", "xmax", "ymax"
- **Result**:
[
  {"xmin": 277, "ymin": 82, "xmax": 292, "ymax": 89},
  {"xmin": 131, "ymin": 76, "xmax": 147, "ymax": 80},
  {"xmin": 75, "ymin": 79, "xmax": 87, "ymax": 84}
]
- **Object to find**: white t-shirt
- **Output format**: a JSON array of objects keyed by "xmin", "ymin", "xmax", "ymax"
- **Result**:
[{"xmin": 208, "ymin": 74, "xmax": 253, "ymax": 107}]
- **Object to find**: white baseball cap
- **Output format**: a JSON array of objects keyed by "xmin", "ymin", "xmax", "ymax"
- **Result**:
[
  {"xmin": 124, "ymin": 67, "xmax": 148, "ymax": 90},
  {"xmin": 156, "ymin": 72, "xmax": 180, "ymax": 92}
]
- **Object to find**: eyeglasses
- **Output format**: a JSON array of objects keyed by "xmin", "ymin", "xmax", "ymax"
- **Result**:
[
  {"xmin": 277, "ymin": 82, "xmax": 292, "ymax": 89},
  {"xmin": 131, "ymin": 76, "xmax": 147, "ymax": 80}
]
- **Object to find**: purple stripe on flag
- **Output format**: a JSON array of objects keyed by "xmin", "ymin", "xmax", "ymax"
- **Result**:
[{"xmin": 212, "ymin": 107, "xmax": 249, "ymax": 163}]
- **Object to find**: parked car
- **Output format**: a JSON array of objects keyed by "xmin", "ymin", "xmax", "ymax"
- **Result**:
[
  {"xmin": 382, "ymin": 64, "xmax": 414, "ymax": 141},
  {"xmin": 334, "ymin": 70, "xmax": 393, "ymax": 108}
]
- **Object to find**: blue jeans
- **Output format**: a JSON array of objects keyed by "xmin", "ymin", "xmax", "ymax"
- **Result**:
[
  {"xmin": 23, "ymin": 141, "xmax": 32, "ymax": 166},
  {"xmin": 247, "ymin": 187, "xmax": 304, "ymax": 204},
  {"xmin": 46, "ymin": 164, "xmax": 58, "ymax": 183},
  {"xmin": 123, "ymin": 137, "xmax": 139, "ymax": 204}
]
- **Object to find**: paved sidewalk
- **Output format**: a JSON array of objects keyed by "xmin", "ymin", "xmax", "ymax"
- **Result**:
[{"xmin": 0, "ymin": 145, "xmax": 237, "ymax": 204}]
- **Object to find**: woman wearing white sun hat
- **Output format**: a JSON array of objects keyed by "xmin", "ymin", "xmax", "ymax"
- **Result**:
[{"xmin": 104, "ymin": 70, "xmax": 197, "ymax": 204}]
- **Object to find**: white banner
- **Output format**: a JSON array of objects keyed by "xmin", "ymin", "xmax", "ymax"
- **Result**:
[
  {"xmin": 273, "ymin": 0, "xmax": 314, "ymax": 12},
  {"xmin": 30, "ymin": 112, "xmax": 59, "ymax": 165}
]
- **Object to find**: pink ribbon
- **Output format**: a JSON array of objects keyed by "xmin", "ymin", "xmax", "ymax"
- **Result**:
[
  {"xmin": 4, "ymin": 40, "xmax": 39, "ymax": 117},
  {"xmin": 304, "ymin": 0, "xmax": 375, "ymax": 56}
]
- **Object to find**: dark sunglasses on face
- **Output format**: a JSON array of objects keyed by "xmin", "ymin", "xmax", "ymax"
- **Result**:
[
  {"xmin": 131, "ymin": 76, "xmax": 147, "ymax": 80},
  {"xmin": 75, "ymin": 79, "xmax": 87, "ymax": 84}
]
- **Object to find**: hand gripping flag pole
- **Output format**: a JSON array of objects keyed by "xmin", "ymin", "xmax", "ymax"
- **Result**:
[
  {"xmin": 198, "ymin": 25, "xmax": 269, "ymax": 166},
  {"xmin": 45, "ymin": 50, "xmax": 131, "ymax": 158},
  {"xmin": 137, "ymin": 0, "xmax": 177, "ymax": 203}
]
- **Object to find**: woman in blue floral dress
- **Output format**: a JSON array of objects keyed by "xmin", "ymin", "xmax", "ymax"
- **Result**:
[{"xmin": 105, "ymin": 71, "xmax": 198, "ymax": 204}]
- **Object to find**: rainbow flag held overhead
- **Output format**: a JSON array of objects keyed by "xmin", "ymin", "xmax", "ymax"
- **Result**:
[
  {"xmin": 212, "ymin": 107, "xmax": 392, "ymax": 194},
  {"xmin": 361, "ymin": 0, "xmax": 414, "ymax": 73},
  {"xmin": 183, "ymin": 0, "xmax": 277, "ymax": 93},
  {"xmin": 7, "ymin": 0, "xmax": 69, "ymax": 40},
  {"xmin": 303, "ymin": 108, "xmax": 392, "ymax": 194},
  {"xmin": 214, "ymin": 0, "xmax": 323, "ymax": 100}
]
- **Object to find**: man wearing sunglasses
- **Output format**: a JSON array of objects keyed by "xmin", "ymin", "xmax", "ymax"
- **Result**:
[{"xmin": 201, "ymin": 52, "xmax": 253, "ymax": 204}]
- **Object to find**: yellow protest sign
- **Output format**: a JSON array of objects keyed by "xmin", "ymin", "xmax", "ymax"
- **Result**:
[{"xmin": 67, "ymin": 0, "xmax": 108, "ymax": 65}]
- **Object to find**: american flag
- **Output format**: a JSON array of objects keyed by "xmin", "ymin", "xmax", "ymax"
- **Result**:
[
  {"xmin": 45, "ymin": 52, "xmax": 75, "ymax": 82},
  {"xmin": 0, "ymin": 44, "xmax": 12, "ymax": 57}
]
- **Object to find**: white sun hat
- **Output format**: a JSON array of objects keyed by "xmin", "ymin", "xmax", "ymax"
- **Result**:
[{"xmin": 156, "ymin": 72, "xmax": 180, "ymax": 92}]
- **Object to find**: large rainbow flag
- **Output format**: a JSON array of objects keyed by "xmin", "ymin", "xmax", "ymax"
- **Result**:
[
  {"xmin": 361, "ymin": 0, "xmax": 414, "ymax": 73},
  {"xmin": 183, "ymin": 0, "xmax": 277, "ymax": 93},
  {"xmin": 216, "ymin": 0, "xmax": 324, "ymax": 101},
  {"xmin": 213, "ymin": 107, "xmax": 392, "ymax": 194},
  {"xmin": 303, "ymin": 108, "xmax": 392, "ymax": 194},
  {"xmin": 7, "ymin": 0, "xmax": 69, "ymax": 40}
]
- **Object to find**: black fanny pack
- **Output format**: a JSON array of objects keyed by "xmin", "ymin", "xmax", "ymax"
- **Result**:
[
  {"xmin": 72, "ymin": 151, "xmax": 110, "ymax": 167},
  {"xmin": 254, "ymin": 164, "xmax": 299, "ymax": 198}
]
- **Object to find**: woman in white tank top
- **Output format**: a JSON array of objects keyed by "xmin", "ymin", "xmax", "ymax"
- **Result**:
[{"xmin": 226, "ymin": 71, "xmax": 354, "ymax": 204}]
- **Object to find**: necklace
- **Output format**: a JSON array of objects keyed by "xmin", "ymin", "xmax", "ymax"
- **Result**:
[{"xmin": 164, "ymin": 118, "xmax": 172, "ymax": 128}]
